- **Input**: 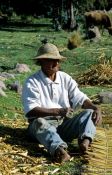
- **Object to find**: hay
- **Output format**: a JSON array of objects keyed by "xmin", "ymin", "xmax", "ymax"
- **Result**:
[
  {"xmin": 81, "ymin": 104, "xmax": 112, "ymax": 175},
  {"xmin": 77, "ymin": 61, "xmax": 112, "ymax": 85},
  {"xmin": 0, "ymin": 117, "xmax": 81, "ymax": 174},
  {"xmin": 67, "ymin": 32, "xmax": 82, "ymax": 50},
  {"xmin": 82, "ymin": 127, "xmax": 112, "ymax": 175},
  {"xmin": 0, "ymin": 104, "xmax": 112, "ymax": 174},
  {"xmin": 0, "ymin": 118, "xmax": 47, "ymax": 175}
]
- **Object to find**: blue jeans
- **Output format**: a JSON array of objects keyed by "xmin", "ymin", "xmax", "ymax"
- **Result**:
[{"xmin": 28, "ymin": 109, "xmax": 96, "ymax": 155}]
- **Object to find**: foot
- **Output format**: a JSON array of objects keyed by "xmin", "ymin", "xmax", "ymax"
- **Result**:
[
  {"xmin": 53, "ymin": 146, "xmax": 71, "ymax": 163},
  {"xmin": 78, "ymin": 138, "xmax": 91, "ymax": 152}
]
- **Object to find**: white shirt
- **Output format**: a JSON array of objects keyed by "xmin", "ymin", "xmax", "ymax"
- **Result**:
[{"xmin": 22, "ymin": 70, "xmax": 89, "ymax": 115}]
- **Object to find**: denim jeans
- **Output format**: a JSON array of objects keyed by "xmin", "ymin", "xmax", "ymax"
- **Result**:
[{"xmin": 28, "ymin": 109, "xmax": 96, "ymax": 155}]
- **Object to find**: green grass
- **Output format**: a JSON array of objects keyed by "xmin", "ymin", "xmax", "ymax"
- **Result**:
[
  {"xmin": 0, "ymin": 20, "xmax": 112, "ymax": 119},
  {"xmin": 80, "ymin": 85, "xmax": 112, "ymax": 97}
]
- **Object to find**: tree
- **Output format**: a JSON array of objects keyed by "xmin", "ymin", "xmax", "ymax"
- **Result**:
[
  {"xmin": 66, "ymin": 0, "xmax": 77, "ymax": 30},
  {"xmin": 52, "ymin": 0, "xmax": 77, "ymax": 31}
]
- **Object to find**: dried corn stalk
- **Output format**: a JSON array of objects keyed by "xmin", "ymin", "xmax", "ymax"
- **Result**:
[
  {"xmin": 78, "ymin": 62, "xmax": 112, "ymax": 85},
  {"xmin": 82, "ymin": 127, "xmax": 112, "ymax": 175}
]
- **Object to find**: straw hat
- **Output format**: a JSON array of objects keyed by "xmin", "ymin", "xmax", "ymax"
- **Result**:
[{"xmin": 34, "ymin": 43, "xmax": 66, "ymax": 61}]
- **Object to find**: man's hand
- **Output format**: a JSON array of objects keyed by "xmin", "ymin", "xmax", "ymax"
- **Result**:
[
  {"xmin": 92, "ymin": 108, "xmax": 102, "ymax": 126},
  {"xmin": 82, "ymin": 99, "xmax": 102, "ymax": 126},
  {"xmin": 59, "ymin": 108, "xmax": 74, "ymax": 118}
]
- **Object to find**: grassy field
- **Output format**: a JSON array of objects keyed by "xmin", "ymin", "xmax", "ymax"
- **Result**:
[{"xmin": 0, "ymin": 18, "xmax": 112, "ymax": 174}]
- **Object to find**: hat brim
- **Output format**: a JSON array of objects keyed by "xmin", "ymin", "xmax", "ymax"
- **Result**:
[{"xmin": 33, "ymin": 53, "xmax": 66, "ymax": 61}]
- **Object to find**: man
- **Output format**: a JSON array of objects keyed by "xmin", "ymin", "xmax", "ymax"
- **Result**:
[{"xmin": 22, "ymin": 42, "xmax": 102, "ymax": 163}]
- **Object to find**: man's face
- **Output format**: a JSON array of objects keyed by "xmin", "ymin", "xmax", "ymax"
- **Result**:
[{"xmin": 40, "ymin": 59, "xmax": 60, "ymax": 76}]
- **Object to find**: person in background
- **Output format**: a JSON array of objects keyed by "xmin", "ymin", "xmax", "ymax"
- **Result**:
[{"xmin": 22, "ymin": 42, "xmax": 102, "ymax": 163}]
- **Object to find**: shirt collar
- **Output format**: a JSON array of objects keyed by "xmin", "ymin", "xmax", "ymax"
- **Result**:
[{"xmin": 39, "ymin": 70, "xmax": 60, "ymax": 84}]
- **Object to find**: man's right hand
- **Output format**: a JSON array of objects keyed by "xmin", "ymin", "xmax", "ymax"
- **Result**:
[{"xmin": 59, "ymin": 108, "xmax": 74, "ymax": 118}]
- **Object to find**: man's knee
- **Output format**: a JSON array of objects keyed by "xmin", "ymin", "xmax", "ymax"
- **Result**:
[
  {"xmin": 83, "ymin": 109, "xmax": 94, "ymax": 118},
  {"xmin": 85, "ymin": 109, "xmax": 94, "ymax": 114},
  {"xmin": 79, "ymin": 109, "xmax": 94, "ymax": 123},
  {"xmin": 34, "ymin": 118, "xmax": 50, "ymax": 129}
]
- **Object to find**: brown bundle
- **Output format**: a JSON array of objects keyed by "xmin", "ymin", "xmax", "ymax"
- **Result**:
[{"xmin": 78, "ymin": 62, "xmax": 112, "ymax": 85}]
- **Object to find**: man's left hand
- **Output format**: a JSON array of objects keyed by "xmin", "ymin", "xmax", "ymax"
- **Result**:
[{"xmin": 92, "ymin": 108, "xmax": 102, "ymax": 126}]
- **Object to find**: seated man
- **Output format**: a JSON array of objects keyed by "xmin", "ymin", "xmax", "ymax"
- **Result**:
[{"xmin": 22, "ymin": 42, "xmax": 102, "ymax": 163}]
